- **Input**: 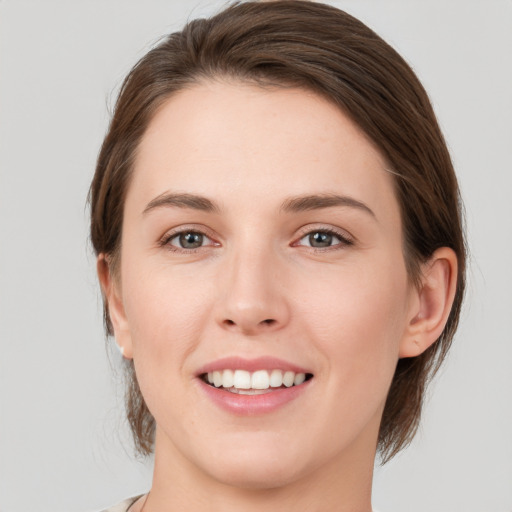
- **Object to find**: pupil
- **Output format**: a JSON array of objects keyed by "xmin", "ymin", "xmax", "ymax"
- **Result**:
[
  {"xmin": 180, "ymin": 232, "xmax": 203, "ymax": 248},
  {"xmin": 309, "ymin": 232, "xmax": 332, "ymax": 247}
]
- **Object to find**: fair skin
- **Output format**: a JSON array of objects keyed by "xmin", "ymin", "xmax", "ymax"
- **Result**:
[{"xmin": 98, "ymin": 81, "xmax": 457, "ymax": 512}]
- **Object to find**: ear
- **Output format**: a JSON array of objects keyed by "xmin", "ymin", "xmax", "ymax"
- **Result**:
[
  {"xmin": 97, "ymin": 254, "xmax": 134, "ymax": 359},
  {"xmin": 399, "ymin": 247, "xmax": 458, "ymax": 358}
]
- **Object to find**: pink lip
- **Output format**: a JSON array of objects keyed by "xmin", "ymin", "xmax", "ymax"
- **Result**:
[
  {"xmin": 196, "ymin": 356, "xmax": 310, "ymax": 375},
  {"xmin": 197, "ymin": 378, "xmax": 312, "ymax": 415},
  {"xmin": 195, "ymin": 356, "xmax": 313, "ymax": 416}
]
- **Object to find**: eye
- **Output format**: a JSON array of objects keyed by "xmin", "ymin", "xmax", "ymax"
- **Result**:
[
  {"xmin": 296, "ymin": 229, "xmax": 353, "ymax": 249},
  {"xmin": 164, "ymin": 230, "xmax": 217, "ymax": 251},
  {"xmin": 173, "ymin": 231, "xmax": 205, "ymax": 249}
]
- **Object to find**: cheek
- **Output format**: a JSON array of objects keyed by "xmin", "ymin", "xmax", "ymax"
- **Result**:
[
  {"xmin": 121, "ymin": 257, "xmax": 211, "ymax": 365},
  {"xmin": 297, "ymin": 252, "xmax": 410, "ymax": 389},
  {"xmin": 120, "ymin": 261, "xmax": 213, "ymax": 423}
]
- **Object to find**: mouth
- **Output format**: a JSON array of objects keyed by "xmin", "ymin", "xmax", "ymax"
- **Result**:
[
  {"xmin": 196, "ymin": 357, "xmax": 314, "ymax": 414},
  {"xmin": 200, "ymin": 369, "xmax": 314, "ymax": 395}
]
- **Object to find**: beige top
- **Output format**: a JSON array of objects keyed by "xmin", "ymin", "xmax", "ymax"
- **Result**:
[
  {"xmin": 101, "ymin": 495, "xmax": 381, "ymax": 512},
  {"xmin": 100, "ymin": 495, "xmax": 143, "ymax": 512}
]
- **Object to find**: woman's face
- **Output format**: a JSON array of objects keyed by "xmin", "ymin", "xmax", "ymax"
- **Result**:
[{"xmin": 111, "ymin": 81, "xmax": 419, "ymax": 487}]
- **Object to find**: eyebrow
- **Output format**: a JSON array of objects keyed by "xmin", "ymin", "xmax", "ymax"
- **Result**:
[
  {"xmin": 143, "ymin": 191, "xmax": 375, "ymax": 218},
  {"xmin": 280, "ymin": 194, "xmax": 376, "ymax": 218},
  {"xmin": 143, "ymin": 192, "xmax": 220, "ymax": 215}
]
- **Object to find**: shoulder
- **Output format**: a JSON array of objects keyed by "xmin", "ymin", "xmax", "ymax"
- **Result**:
[
  {"xmin": 97, "ymin": 497, "xmax": 381, "ymax": 512},
  {"xmin": 98, "ymin": 495, "xmax": 143, "ymax": 512}
]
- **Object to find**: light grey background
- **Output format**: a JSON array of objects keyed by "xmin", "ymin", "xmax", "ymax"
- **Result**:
[{"xmin": 0, "ymin": 1, "xmax": 511, "ymax": 511}]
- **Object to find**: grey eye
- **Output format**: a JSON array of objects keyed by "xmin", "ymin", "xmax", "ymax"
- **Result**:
[
  {"xmin": 296, "ymin": 229, "xmax": 352, "ymax": 249},
  {"xmin": 308, "ymin": 232, "xmax": 334, "ymax": 248},
  {"xmin": 174, "ymin": 232, "xmax": 205, "ymax": 249}
]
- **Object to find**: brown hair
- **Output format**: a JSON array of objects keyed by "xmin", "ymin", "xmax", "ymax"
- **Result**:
[{"xmin": 89, "ymin": 0, "xmax": 466, "ymax": 463}]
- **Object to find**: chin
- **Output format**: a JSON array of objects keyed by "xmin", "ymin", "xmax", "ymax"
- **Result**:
[
  {"xmin": 194, "ymin": 435, "xmax": 310, "ymax": 490},
  {"xmin": 207, "ymin": 458, "xmax": 305, "ymax": 491}
]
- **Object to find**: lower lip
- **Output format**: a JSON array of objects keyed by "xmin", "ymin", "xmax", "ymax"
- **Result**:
[{"xmin": 198, "ymin": 379, "xmax": 311, "ymax": 415}]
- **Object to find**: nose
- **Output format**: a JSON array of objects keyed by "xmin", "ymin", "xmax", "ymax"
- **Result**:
[{"xmin": 215, "ymin": 246, "xmax": 290, "ymax": 336}]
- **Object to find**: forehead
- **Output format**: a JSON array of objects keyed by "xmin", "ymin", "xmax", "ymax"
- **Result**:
[{"xmin": 129, "ymin": 80, "xmax": 398, "ymax": 222}]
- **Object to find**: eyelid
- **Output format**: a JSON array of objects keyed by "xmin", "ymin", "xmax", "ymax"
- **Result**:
[
  {"xmin": 158, "ymin": 224, "xmax": 221, "ymax": 251},
  {"xmin": 292, "ymin": 224, "xmax": 355, "ymax": 249}
]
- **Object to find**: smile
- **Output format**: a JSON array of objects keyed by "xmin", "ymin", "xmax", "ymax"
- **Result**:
[
  {"xmin": 202, "ymin": 369, "xmax": 313, "ymax": 394},
  {"xmin": 196, "ymin": 357, "xmax": 314, "ymax": 414}
]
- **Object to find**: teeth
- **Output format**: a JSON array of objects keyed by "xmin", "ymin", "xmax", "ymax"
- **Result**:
[
  {"xmin": 283, "ymin": 371, "xmax": 295, "ymax": 387},
  {"xmin": 294, "ymin": 373, "xmax": 306, "ymax": 385},
  {"xmin": 222, "ymin": 369, "xmax": 234, "ymax": 388},
  {"xmin": 233, "ymin": 370, "xmax": 252, "ymax": 389},
  {"xmin": 213, "ymin": 371, "xmax": 222, "ymax": 387},
  {"xmin": 251, "ymin": 370, "xmax": 270, "ymax": 389},
  {"xmin": 269, "ymin": 369, "xmax": 283, "ymax": 388},
  {"xmin": 205, "ymin": 369, "xmax": 308, "ymax": 390},
  {"xmin": 231, "ymin": 388, "xmax": 269, "ymax": 395}
]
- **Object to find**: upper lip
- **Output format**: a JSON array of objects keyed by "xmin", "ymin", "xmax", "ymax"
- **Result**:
[{"xmin": 196, "ymin": 356, "xmax": 311, "ymax": 376}]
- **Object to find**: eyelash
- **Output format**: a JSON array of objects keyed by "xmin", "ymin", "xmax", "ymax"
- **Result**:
[
  {"xmin": 159, "ymin": 226, "xmax": 354, "ymax": 253},
  {"xmin": 159, "ymin": 226, "xmax": 219, "ymax": 254},
  {"xmin": 294, "ymin": 227, "xmax": 354, "ymax": 251}
]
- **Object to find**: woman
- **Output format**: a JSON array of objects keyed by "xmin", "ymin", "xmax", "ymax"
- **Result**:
[{"xmin": 90, "ymin": 1, "xmax": 465, "ymax": 511}]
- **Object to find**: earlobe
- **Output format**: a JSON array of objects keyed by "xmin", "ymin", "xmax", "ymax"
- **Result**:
[
  {"xmin": 97, "ymin": 254, "xmax": 134, "ymax": 359},
  {"xmin": 399, "ymin": 247, "xmax": 458, "ymax": 358}
]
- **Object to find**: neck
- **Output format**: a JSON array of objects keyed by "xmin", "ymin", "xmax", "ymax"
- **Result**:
[{"xmin": 143, "ymin": 427, "xmax": 377, "ymax": 512}]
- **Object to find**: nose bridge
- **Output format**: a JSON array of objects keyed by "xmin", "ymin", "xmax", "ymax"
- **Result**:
[{"xmin": 218, "ymin": 237, "xmax": 289, "ymax": 334}]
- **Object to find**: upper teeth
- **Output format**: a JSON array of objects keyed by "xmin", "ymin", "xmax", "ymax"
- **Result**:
[{"xmin": 206, "ymin": 369, "xmax": 307, "ymax": 390}]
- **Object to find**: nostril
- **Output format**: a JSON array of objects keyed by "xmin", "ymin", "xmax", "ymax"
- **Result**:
[{"xmin": 221, "ymin": 318, "xmax": 278, "ymax": 331}]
